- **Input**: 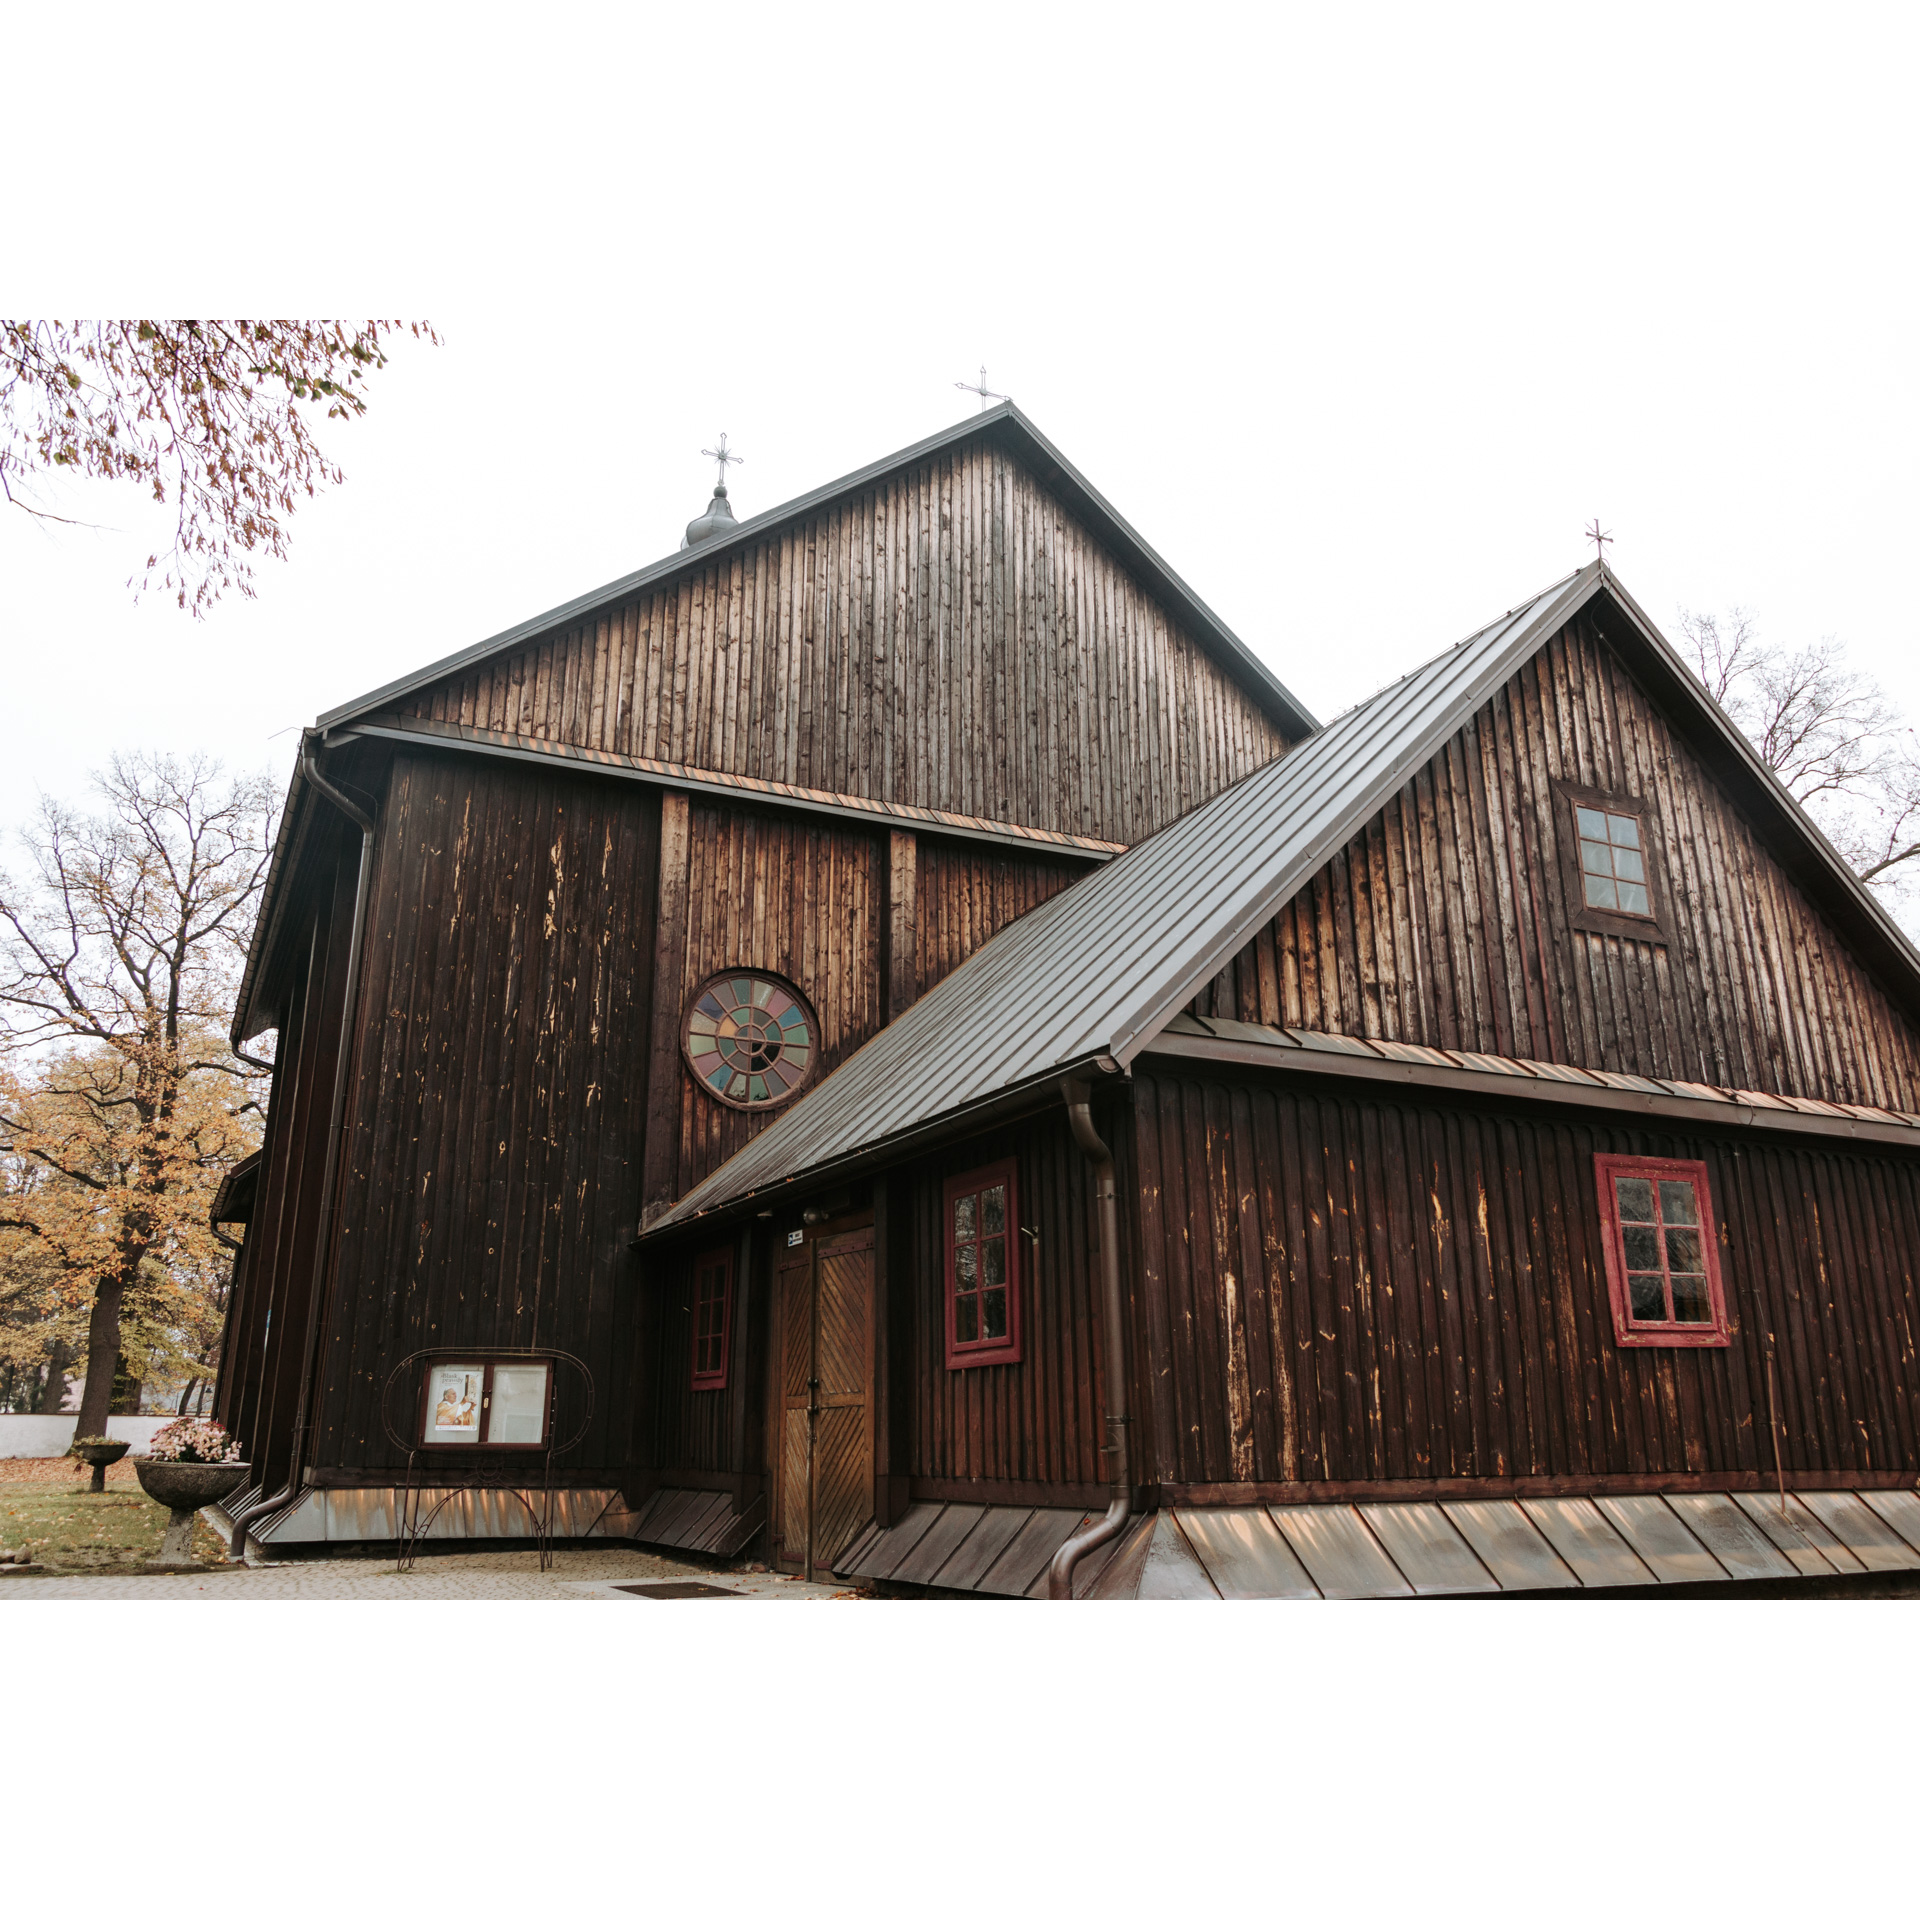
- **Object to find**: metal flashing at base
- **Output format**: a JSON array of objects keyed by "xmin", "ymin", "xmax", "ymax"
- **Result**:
[
  {"xmin": 210, "ymin": 1486, "xmax": 642, "ymax": 1550},
  {"xmin": 837, "ymin": 1488, "xmax": 1920, "ymax": 1597}
]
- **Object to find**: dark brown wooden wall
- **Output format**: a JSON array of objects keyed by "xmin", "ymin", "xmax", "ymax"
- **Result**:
[
  {"xmin": 912, "ymin": 842, "xmax": 1081, "ymax": 1000},
  {"xmin": 894, "ymin": 1110, "xmax": 1121, "ymax": 1492},
  {"xmin": 394, "ymin": 442, "xmax": 1290, "ymax": 843},
  {"xmin": 1193, "ymin": 614, "xmax": 1920, "ymax": 1111},
  {"xmin": 668, "ymin": 801, "xmax": 883, "ymax": 1200},
  {"xmin": 216, "ymin": 830, "xmax": 360, "ymax": 1486},
  {"xmin": 1133, "ymin": 1067, "xmax": 1920, "ymax": 1492},
  {"xmin": 648, "ymin": 1245, "xmax": 747, "ymax": 1478},
  {"xmin": 312, "ymin": 751, "xmax": 660, "ymax": 1473},
  {"xmin": 659, "ymin": 808, "xmax": 1086, "ymax": 1202}
]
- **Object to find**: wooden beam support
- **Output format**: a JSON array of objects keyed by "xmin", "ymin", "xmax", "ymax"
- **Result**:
[
  {"xmin": 886, "ymin": 828, "xmax": 918, "ymax": 1023},
  {"xmin": 640, "ymin": 790, "xmax": 692, "ymax": 1228}
]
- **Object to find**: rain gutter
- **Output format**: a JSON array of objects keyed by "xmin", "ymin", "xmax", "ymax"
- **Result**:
[{"xmin": 1047, "ymin": 1078, "xmax": 1132, "ymax": 1598}]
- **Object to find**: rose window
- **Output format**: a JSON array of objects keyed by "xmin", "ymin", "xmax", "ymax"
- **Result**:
[{"xmin": 684, "ymin": 973, "xmax": 816, "ymax": 1107}]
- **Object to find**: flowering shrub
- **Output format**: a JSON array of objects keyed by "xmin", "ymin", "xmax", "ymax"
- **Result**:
[{"xmin": 146, "ymin": 1418, "xmax": 243, "ymax": 1464}]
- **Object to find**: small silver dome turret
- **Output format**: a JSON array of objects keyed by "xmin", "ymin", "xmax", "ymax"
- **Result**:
[
  {"xmin": 681, "ymin": 484, "xmax": 737, "ymax": 549},
  {"xmin": 681, "ymin": 432, "xmax": 744, "ymax": 550}
]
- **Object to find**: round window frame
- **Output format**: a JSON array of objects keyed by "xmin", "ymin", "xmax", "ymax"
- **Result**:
[{"xmin": 681, "ymin": 969, "xmax": 820, "ymax": 1113}]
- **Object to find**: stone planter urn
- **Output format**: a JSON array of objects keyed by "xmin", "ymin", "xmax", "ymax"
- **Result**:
[
  {"xmin": 71, "ymin": 1438, "xmax": 130, "ymax": 1495},
  {"xmin": 135, "ymin": 1459, "xmax": 251, "ymax": 1568}
]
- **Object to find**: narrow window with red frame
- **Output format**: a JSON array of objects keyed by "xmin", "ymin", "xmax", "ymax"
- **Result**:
[
  {"xmin": 945, "ymin": 1159, "xmax": 1022, "ymax": 1369},
  {"xmin": 690, "ymin": 1248, "xmax": 733, "ymax": 1390},
  {"xmin": 1593, "ymin": 1155, "xmax": 1730, "ymax": 1347}
]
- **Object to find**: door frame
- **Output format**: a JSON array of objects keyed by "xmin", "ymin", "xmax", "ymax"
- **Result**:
[{"xmin": 768, "ymin": 1211, "xmax": 875, "ymax": 1581}]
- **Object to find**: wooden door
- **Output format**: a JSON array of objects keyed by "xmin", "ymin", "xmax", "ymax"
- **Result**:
[{"xmin": 772, "ymin": 1227, "xmax": 874, "ymax": 1580}]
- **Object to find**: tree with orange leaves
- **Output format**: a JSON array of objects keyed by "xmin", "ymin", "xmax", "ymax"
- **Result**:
[{"xmin": 0, "ymin": 754, "xmax": 272, "ymax": 1432}]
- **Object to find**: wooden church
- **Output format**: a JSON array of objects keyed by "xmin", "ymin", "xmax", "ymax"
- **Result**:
[{"xmin": 213, "ymin": 404, "xmax": 1920, "ymax": 1595}]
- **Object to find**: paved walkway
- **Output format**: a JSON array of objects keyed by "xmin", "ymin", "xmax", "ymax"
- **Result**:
[{"xmin": 0, "ymin": 1547, "xmax": 862, "ymax": 1601}]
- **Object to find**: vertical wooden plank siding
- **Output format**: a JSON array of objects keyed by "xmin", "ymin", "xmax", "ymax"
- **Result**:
[
  {"xmin": 216, "ymin": 836, "xmax": 359, "ymax": 1485},
  {"xmin": 667, "ymin": 803, "xmax": 883, "ymax": 1199},
  {"xmin": 912, "ymin": 842, "xmax": 1081, "ymax": 1000},
  {"xmin": 1131, "ymin": 1069, "xmax": 1920, "ymax": 1489},
  {"xmin": 391, "ymin": 444, "xmax": 1292, "ymax": 845},
  {"xmin": 1192, "ymin": 613, "xmax": 1920, "ymax": 1111},
  {"xmin": 897, "ymin": 1110, "xmax": 1126, "ymax": 1491},
  {"xmin": 311, "ymin": 753, "xmax": 659, "ymax": 1474}
]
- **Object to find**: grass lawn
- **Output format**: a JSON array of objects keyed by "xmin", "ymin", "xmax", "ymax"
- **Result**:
[{"xmin": 1, "ymin": 1473, "xmax": 228, "ymax": 1572}]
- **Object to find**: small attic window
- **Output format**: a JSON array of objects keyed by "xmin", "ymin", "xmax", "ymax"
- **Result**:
[
  {"xmin": 1551, "ymin": 780, "xmax": 1671, "ymax": 943},
  {"xmin": 1576, "ymin": 805, "xmax": 1650, "ymax": 915}
]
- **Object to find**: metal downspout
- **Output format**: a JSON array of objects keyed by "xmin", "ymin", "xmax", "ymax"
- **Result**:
[
  {"xmin": 1048, "ymin": 1078, "xmax": 1132, "ymax": 1599},
  {"xmin": 230, "ymin": 737, "xmax": 375, "ymax": 1561}
]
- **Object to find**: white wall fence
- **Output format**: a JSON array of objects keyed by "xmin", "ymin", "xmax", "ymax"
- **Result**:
[{"xmin": 0, "ymin": 1415, "xmax": 179, "ymax": 1459}]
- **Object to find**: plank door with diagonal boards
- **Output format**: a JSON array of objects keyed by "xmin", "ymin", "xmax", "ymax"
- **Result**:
[{"xmin": 772, "ymin": 1227, "xmax": 874, "ymax": 1580}]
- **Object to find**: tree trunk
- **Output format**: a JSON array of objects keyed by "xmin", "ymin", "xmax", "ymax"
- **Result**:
[
  {"xmin": 37, "ymin": 1340, "xmax": 69, "ymax": 1415},
  {"xmin": 110, "ymin": 1352, "xmax": 142, "ymax": 1415},
  {"xmin": 73, "ymin": 1275, "xmax": 124, "ymax": 1438}
]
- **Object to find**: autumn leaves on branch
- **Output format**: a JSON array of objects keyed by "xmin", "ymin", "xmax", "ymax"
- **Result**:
[{"xmin": 0, "ymin": 319, "xmax": 435, "ymax": 615}]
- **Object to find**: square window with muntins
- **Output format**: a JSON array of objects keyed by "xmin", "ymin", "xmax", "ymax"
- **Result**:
[
  {"xmin": 944, "ymin": 1158, "xmax": 1023, "ymax": 1369},
  {"xmin": 1592, "ymin": 1154, "xmax": 1730, "ymax": 1347},
  {"xmin": 1552, "ymin": 779, "xmax": 1671, "ymax": 943},
  {"xmin": 1575, "ymin": 804, "xmax": 1652, "ymax": 915}
]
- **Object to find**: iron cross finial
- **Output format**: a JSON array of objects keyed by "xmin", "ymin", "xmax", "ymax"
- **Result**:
[
  {"xmin": 1586, "ymin": 518, "xmax": 1614, "ymax": 566},
  {"xmin": 955, "ymin": 365, "xmax": 1008, "ymax": 413},
  {"xmin": 702, "ymin": 433, "xmax": 743, "ymax": 489}
]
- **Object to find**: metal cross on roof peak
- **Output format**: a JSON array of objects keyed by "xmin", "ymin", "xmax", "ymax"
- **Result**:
[
  {"xmin": 702, "ymin": 433, "xmax": 743, "ymax": 489},
  {"xmin": 1585, "ymin": 518, "xmax": 1614, "ymax": 566},
  {"xmin": 955, "ymin": 365, "xmax": 1008, "ymax": 413}
]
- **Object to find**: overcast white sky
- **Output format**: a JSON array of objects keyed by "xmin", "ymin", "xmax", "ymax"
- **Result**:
[
  {"xmin": 6, "ymin": 3, "xmax": 1917, "ymax": 836},
  {"xmin": 11, "ymin": 3, "xmax": 1919, "ymax": 1859}
]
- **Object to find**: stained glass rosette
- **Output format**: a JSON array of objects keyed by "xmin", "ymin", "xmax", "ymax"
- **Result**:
[{"xmin": 686, "ymin": 975, "xmax": 814, "ymax": 1105}]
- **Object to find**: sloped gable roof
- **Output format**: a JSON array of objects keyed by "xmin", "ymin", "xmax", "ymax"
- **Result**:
[
  {"xmin": 314, "ymin": 401, "xmax": 1316, "ymax": 739},
  {"xmin": 648, "ymin": 560, "xmax": 1920, "ymax": 1234},
  {"xmin": 235, "ymin": 404, "xmax": 1319, "ymax": 1048}
]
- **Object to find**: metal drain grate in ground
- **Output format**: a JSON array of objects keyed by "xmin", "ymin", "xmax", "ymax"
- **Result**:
[{"xmin": 613, "ymin": 1581, "xmax": 745, "ymax": 1599}]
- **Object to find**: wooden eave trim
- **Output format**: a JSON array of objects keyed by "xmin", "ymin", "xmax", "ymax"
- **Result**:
[
  {"xmin": 1140, "ymin": 1026, "xmax": 1920, "ymax": 1151},
  {"xmin": 344, "ymin": 717, "xmax": 1124, "ymax": 863},
  {"xmin": 313, "ymin": 404, "xmax": 1318, "ymax": 740},
  {"xmin": 230, "ymin": 769, "xmax": 318, "ymax": 1047}
]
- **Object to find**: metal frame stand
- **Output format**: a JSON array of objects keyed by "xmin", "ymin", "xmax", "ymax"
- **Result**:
[{"xmin": 380, "ymin": 1347, "xmax": 594, "ymax": 1572}]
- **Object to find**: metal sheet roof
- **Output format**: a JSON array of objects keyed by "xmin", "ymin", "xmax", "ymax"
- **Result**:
[
  {"xmin": 651, "ymin": 555, "xmax": 1920, "ymax": 1235},
  {"xmin": 649, "ymin": 564, "xmax": 1598, "ymax": 1230}
]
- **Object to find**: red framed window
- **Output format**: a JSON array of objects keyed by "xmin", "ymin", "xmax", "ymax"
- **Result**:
[
  {"xmin": 944, "ymin": 1158, "xmax": 1022, "ymax": 1370},
  {"xmin": 690, "ymin": 1247, "xmax": 733, "ymax": 1390},
  {"xmin": 1593, "ymin": 1155, "xmax": 1730, "ymax": 1348}
]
